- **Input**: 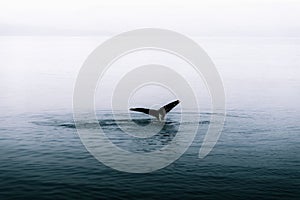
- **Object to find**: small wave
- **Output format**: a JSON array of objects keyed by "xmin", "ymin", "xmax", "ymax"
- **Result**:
[
  {"xmin": 58, "ymin": 123, "xmax": 76, "ymax": 129},
  {"xmin": 199, "ymin": 120, "xmax": 210, "ymax": 124}
]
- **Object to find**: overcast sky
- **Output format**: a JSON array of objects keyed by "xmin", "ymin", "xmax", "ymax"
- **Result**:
[
  {"xmin": 0, "ymin": 0, "xmax": 300, "ymax": 36},
  {"xmin": 1, "ymin": 1, "xmax": 299, "ymax": 113}
]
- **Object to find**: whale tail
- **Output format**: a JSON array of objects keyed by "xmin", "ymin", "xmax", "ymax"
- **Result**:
[{"xmin": 129, "ymin": 100, "xmax": 180, "ymax": 121}]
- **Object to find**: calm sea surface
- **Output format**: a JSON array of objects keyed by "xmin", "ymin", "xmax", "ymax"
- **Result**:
[{"xmin": 0, "ymin": 36, "xmax": 299, "ymax": 199}]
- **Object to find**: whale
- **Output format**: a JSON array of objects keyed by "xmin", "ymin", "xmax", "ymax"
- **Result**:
[{"xmin": 129, "ymin": 100, "xmax": 180, "ymax": 121}]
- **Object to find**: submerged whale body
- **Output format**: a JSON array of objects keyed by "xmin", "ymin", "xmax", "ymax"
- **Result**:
[{"xmin": 129, "ymin": 100, "xmax": 180, "ymax": 121}]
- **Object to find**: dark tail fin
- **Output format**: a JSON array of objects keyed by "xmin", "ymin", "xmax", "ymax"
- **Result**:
[
  {"xmin": 129, "ymin": 100, "xmax": 180, "ymax": 121},
  {"xmin": 129, "ymin": 108, "xmax": 159, "ymax": 119},
  {"xmin": 159, "ymin": 100, "xmax": 180, "ymax": 113}
]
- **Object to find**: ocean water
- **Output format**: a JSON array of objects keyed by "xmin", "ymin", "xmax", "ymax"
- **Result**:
[{"xmin": 0, "ymin": 36, "xmax": 299, "ymax": 199}]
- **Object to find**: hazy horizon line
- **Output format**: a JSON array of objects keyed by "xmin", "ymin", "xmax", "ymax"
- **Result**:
[{"xmin": 1, "ymin": 23, "xmax": 299, "ymax": 37}]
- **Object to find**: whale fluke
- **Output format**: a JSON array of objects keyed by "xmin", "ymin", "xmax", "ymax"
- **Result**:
[{"xmin": 129, "ymin": 100, "xmax": 180, "ymax": 121}]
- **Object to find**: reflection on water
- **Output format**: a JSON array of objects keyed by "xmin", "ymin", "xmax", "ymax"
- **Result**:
[{"xmin": 33, "ymin": 112, "xmax": 202, "ymax": 153}]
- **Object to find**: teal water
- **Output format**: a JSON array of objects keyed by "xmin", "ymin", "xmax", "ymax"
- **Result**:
[{"xmin": 0, "ymin": 109, "xmax": 299, "ymax": 199}]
